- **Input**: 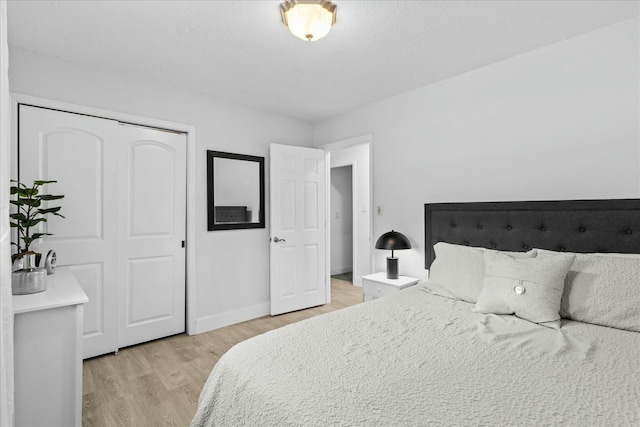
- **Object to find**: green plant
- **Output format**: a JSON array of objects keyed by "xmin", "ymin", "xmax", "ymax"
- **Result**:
[{"xmin": 10, "ymin": 179, "xmax": 65, "ymax": 254}]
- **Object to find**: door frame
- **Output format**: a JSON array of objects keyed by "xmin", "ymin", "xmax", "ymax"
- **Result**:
[
  {"xmin": 10, "ymin": 93, "xmax": 198, "ymax": 335},
  {"xmin": 320, "ymin": 134, "xmax": 373, "ymax": 298}
]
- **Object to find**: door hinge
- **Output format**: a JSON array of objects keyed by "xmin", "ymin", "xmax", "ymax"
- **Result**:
[{"xmin": 181, "ymin": 240, "xmax": 186, "ymax": 248}]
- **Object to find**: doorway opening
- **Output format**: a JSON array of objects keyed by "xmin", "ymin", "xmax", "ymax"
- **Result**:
[
  {"xmin": 330, "ymin": 165, "xmax": 353, "ymax": 283},
  {"xmin": 323, "ymin": 135, "xmax": 372, "ymax": 296}
]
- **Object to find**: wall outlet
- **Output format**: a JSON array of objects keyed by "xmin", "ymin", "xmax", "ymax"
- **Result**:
[{"xmin": 376, "ymin": 206, "xmax": 383, "ymax": 216}]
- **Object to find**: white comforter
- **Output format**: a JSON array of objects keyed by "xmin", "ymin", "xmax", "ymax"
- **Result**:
[{"xmin": 192, "ymin": 286, "xmax": 640, "ymax": 426}]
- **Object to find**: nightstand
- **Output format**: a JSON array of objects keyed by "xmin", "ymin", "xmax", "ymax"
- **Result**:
[{"xmin": 362, "ymin": 272, "xmax": 420, "ymax": 302}]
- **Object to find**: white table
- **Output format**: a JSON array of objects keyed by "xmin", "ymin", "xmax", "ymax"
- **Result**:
[
  {"xmin": 362, "ymin": 272, "xmax": 420, "ymax": 302},
  {"xmin": 13, "ymin": 270, "xmax": 88, "ymax": 427}
]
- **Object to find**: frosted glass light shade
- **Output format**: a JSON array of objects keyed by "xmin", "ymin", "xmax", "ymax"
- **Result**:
[{"xmin": 280, "ymin": 0, "xmax": 337, "ymax": 42}]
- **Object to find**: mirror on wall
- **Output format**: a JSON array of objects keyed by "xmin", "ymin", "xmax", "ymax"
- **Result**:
[{"xmin": 207, "ymin": 150, "xmax": 265, "ymax": 231}]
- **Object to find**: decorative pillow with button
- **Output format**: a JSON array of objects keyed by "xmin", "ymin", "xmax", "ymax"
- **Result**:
[
  {"xmin": 426, "ymin": 242, "xmax": 537, "ymax": 303},
  {"xmin": 473, "ymin": 251, "xmax": 575, "ymax": 326}
]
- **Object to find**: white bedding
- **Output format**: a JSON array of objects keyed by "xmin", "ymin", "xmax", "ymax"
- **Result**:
[{"xmin": 192, "ymin": 286, "xmax": 640, "ymax": 426}]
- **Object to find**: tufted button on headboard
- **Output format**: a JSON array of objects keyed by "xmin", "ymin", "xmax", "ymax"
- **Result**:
[{"xmin": 424, "ymin": 199, "xmax": 640, "ymax": 268}]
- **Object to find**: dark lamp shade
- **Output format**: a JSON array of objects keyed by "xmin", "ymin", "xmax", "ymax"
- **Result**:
[
  {"xmin": 375, "ymin": 230, "xmax": 411, "ymax": 251},
  {"xmin": 376, "ymin": 230, "xmax": 411, "ymax": 279}
]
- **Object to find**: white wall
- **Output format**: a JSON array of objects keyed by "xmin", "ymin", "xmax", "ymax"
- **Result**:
[
  {"xmin": 330, "ymin": 165, "xmax": 353, "ymax": 275},
  {"xmin": 8, "ymin": 47, "xmax": 314, "ymax": 332},
  {"xmin": 314, "ymin": 18, "xmax": 640, "ymax": 282}
]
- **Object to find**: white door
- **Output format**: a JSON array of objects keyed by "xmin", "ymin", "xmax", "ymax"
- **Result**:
[
  {"xmin": 19, "ymin": 106, "xmax": 120, "ymax": 358},
  {"xmin": 117, "ymin": 124, "xmax": 186, "ymax": 348},
  {"xmin": 270, "ymin": 144, "xmax": 327, "ymax": 315},
  {"xmin": 18, "ymin": 105, "xmax": 186, "ymax": 358}
]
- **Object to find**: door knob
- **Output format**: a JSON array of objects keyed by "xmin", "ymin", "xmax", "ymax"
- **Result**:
[{"xmin": 273, "ymin": 236, "xmax": 286, "ymax": 243}]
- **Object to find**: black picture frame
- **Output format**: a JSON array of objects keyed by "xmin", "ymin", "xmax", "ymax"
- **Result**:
[{"xmin": 207, "ymin": 150, "xmax": 265, "ymax": 231}]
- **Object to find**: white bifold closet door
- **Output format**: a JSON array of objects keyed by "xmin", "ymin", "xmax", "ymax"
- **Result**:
[{"xmin": 19, "ymin": 105, "xmax": 186, "ymax": 359}]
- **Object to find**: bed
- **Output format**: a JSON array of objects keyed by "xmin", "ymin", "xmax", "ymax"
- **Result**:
[{"xmin": 192, "ymin": 199, "xmax": 640, "ymax": 426}]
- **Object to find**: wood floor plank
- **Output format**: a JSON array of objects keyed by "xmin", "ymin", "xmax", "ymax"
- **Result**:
[
  {"xmin": 182, "ymin": 355, "xmax": 219, "ymax": 387},
  {"xmin": 82, "ymin": 392, "xmax": 102, "ymax": 427},
  {"xmin": 101, "ymin": 395, "xmax": 136, "ymax": 427},
  {"xmin": 109, "ymin": 347, "xmax": 153, "ymax": 382},
  {"xmin": 168, "ymin": 382, "xmax": 203, "ymax": 419},
  {"xmin": 82, "ymin": 363, "xmax": 96, "ymax": 396},
  {"xmin": 87, "ymin": 355, "xmax": 132, "ymax": 407},
  {"xmin": 82, "ymin": 278, "xmax": 361, "ymax": 426},
  {"xmin": 155, "ymin": 363, "xmax": 195, "ymax": 391}
]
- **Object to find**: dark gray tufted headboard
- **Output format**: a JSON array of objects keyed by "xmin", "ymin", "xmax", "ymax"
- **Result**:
[{"xmin": 424, "ymin": 199, "xmax": 640, "ymax": 268}]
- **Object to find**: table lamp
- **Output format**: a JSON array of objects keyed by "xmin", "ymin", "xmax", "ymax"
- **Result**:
[{"xmin": 375, "ymin": 230, "xmax": 411, "ymax": 279}]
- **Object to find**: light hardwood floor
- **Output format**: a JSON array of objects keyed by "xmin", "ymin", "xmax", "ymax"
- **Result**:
[{"xmin": 82, "ymin": 278, "xmax": 362, "ymax": 426}]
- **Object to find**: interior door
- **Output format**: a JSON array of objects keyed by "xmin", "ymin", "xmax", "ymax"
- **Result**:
[
  {"xmin": 117, "ymin": 125, "xmax": 186, "ymax": 348},
  {"xmin": 19, "ymin": 105, "xmax": 120, "ymax": 358},
  {"xmin": 270, "ymin": 144, "xmax": 327, "ymax": 315},
  {"xmin": 18, "ymin": 105, "xmax": 187, "ymax": 358}
]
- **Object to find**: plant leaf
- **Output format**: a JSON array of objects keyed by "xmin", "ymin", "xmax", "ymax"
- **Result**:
[
  {"xmin": 10, "ymin": 212, "xmax": 27, "ymax": 221},
  {"xmin": 37, "ymin": 206, "xmax": 62, "ymax": 214},
  {"xmin": 34, "ymin": 180, "xmax": 57, "ymax": 185},
  {"xmin": 19, "ymin": 198, "xmax": 41, "ymax": 207},
  {"xmin": 16, "ymin": 187, "xmax": 38, "ymax": 197},
  {"xmin": 10, "ymin": 223, "xmax": 18, "ymax": 228},
  {"xmin": 53, "ymin": 212, "xmax": 66, "ymax": 218},
  {"xmin": 39, "ymin": 194, "xmax": 64, "ymax": 201},
  {"xmin": 31, "ymin": 233, "xmax": 53, "ymax": 239},
  {"xmin": 26, "ymin": 218, "xmax": 47, "ymax": 227}
]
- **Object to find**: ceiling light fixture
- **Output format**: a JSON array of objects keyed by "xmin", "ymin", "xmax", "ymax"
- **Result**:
[{"xmin": 280, "ymin": 0, "xmax": 337, "ymax": 42}]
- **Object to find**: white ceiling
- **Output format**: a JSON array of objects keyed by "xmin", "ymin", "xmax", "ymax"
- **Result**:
[{"xmin": 7, "ymin": 0, "xmax": 639, "ymax": 122}]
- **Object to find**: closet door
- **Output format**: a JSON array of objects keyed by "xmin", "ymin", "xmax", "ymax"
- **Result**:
[
  {"xmin": 19, "ymin": 105, "xmax": 120, "ymax": 358},
  {"xmin": 117, "ymin": 125, "xmax": 186, "ymax": 348},
  {"xmin": 18, "ymin": 105, "xmax": 187, "ymax": 358}
]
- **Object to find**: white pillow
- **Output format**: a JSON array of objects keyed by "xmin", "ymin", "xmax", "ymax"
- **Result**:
[
  {"xmin": 537, "ymin": 249, "xmax": 640, "ymax": 332},
  {"xmin": 591, "ymin": 252, "xmax": 640, "ymax": 259},
  {"xmin": 426, "ymin": 242, "xmax": 537, "ymax": 303},
  {"xmin": 473, "ymin": 251, "xmax": 575, "ymax": 325}
]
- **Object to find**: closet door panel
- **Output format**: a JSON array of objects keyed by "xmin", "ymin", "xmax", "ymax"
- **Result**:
[
  {"xmin": 127, "ymin": 256, "xmax": 174, "ymax": 324},
  {"xmin": 118, "ymin": 126, "xmax": 186, "ymax": 348},
  {"xmin": 18, "ymin": 105, "xmax": 119, "ymax": 358},
  {"xmin": 65, "ymin": 263, "xmax": 104, "ymax": 338},
  {"xmin": 129, "ymin": 142, "xmax": 175, "ymax": 236},
  {"xmin": 39, "ymin": 129, "xmax": 103, "ymax": 239}
]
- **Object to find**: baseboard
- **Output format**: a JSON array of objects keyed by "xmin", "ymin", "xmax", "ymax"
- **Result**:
[
  {"xmin": 331, "ymin": 266, "xmax": 353, "ymax": 275},
  {"xmin": 194, "ymin": 303, "xmax": 270, "ymax": 334}
]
